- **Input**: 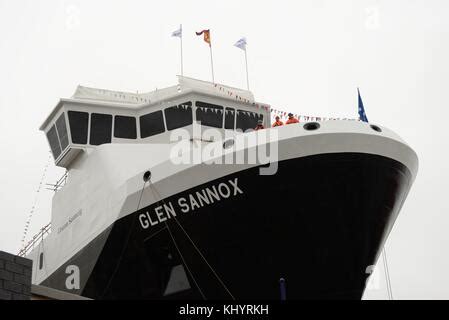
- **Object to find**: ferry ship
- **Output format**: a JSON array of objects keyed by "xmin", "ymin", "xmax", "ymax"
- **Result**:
[{"xmin": 22, "ymin": 76, "xmax": 418, "ymax": 299}]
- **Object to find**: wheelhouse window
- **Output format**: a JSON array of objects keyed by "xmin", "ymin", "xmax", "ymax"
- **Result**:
[
  {"xmin": 236, "ymin": 110, "xmax": 263, "ymax": 132},
  {"xmin": 224, "ymin": 107, "xmax": 235, "ymax": 129},
  {"xmin": 140, "ymin": 110, "xmax": 165, "ymax": 138},
  {"xmin": 47, "ymin": 125, "xmax": 61, "ymax": 160},
  {"xmin": 90, "ymin": 113, "xmax": 112, "ymax": 146},
  {"xmin": 47, "ymin": 112, "xmax": 70, "ymax": 160},
  {"xmin": 55, "ymin": 113, "xmax": 69, "ymax": 151},
  {"xmin": 195, "ymin": 101, "xmax": 224, "ymax": 128},
  {"xmin": 164, "ymin": 102, "xmax": 192, "ymax": 131},
  {"xmin": 68, "ymin": 111, "xmax": 88, "ymax": 144},
  {"xmin": 114, "ymin": 115, "xmax": 137, "ymax": 139}
]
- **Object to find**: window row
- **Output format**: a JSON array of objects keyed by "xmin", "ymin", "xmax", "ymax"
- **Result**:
[
  {"xmin": 46, "ymin": 113, "xmax": 69, "ymax": 159},
  {"xmin": 64, "ymin": 101, "xmax": 264, "ymax": 147}
]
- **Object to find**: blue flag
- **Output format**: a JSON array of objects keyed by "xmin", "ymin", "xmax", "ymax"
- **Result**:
[{"xmin": 358, "ymin": 88, "xmax": 368, "ymax": 122}]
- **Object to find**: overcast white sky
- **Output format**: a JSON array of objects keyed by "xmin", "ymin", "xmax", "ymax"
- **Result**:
[{"xmin": 0, "ymin": 0, "xmax": 448, "ymax": 299}]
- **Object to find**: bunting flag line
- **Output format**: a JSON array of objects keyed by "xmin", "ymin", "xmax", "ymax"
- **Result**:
[{"xmin": 172, "ymin": 81, "xmax": 358, "ymax": 124}]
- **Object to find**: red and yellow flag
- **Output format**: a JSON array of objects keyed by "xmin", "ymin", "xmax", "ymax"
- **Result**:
[{"xmin": 196, "ymin": 29, "xmax": 211, "ymax": 46}]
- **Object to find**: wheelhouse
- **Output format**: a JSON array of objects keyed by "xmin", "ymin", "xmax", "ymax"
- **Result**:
[{"xmin": 40, "ymin": 77, "xmax": 270, "ymax": 168}]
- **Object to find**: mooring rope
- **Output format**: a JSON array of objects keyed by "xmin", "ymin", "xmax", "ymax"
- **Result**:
[
  {"xmin": 382, "ymin": 247, "xmax": 394, "ymax": 300},
  {"xmin": 149, "ymin": 181, "xmax": 235, "ymax": 300},
  {"xmin": 146, "ymin": 181, "xmax": 206, "ymax": 299},
  {"xmin": 165, "ymin": 218, "xmax": 207, "ymax": 300},
  {"xmin": 99, "ymin": 180, "xmax": 147, "ymax": 298}
]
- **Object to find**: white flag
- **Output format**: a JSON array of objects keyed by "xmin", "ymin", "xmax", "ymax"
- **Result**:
[
  {"xmin": 234, "ymin": 37, "xmax": 247, "ymax": 50},
  {"xmin": 172, "ymin": 26, "xmax": 182, "ymax": 38}
]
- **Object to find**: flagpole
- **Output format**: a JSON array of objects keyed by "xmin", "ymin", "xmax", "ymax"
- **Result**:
[
  {"xmin": 180, "ymin": 24, "xmax": 184, "ymax": 76},
  {"xmin": 244, "ymin": 48, "xmax": 249, "ymax": 90},
  {"xmin": 209, "ymin": 44, "xmax": 215, "ymax": 83}
]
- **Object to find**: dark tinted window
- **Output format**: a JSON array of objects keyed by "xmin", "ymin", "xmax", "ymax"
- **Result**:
[
  {"xmin": 236, "ymin": 110, "xmax": 263, "ymax": 132},
  {"xmin": 195, "ymin": 101, "xmax": 223, "ymax": 128},
  {"xmin": 225, "ymin": 107, "xmax": 235, "ymax": 129},
  {"xmin": 90, "ymin": 113, "xmax": 112, "ymax": 146},
  {"xmin": 164, "ymin": 102, "xmax": 192, "ymax": 130},
  {"xmin": 68, "ymin": 111, "xmax": 88, "ymax": 144},
  {"xmin": 56, "ymin": 113, "xmax": 69, "ymax": 150},
  {"xmin": 140, "ymin": 110, "xmax": 165, "ymax": 138},
  {"xmin": 39, "ymin": 253, "xmax": 43, "ymax": 270},
  {"xmin": 114, "ymin": 115, "xmax": 137, "ymax": 139},
  {"xmin": 47, "ymin": 125, "xmax": 61, "ymax": 159}
]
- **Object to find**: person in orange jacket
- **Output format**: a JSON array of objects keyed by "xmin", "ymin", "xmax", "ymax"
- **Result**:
[
  {"xmin": 272, "ymin": 116, "xmax": 284, "ymax": 127},
  {"xmin": 285, "ymin": 113, "xmax": 299, "ymax": 124},
  {"xmin": 254, "ymin": 119, "xmax": 265, "ymax": 130}
]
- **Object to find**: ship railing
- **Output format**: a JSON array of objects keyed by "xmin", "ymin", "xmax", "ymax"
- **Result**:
[
  {"xmin": 18, "ymin": 222, "xmax": 52, "ymax": 257},
  {"xmin": 45, "ymin": 171, "xmax": 68, "ymax": 193}
]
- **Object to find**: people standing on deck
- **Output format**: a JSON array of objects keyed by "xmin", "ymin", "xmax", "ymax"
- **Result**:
[
  {"xmin": 272, "ymin": 116, "xmax": 284, "ymax": 127},
  {"xmin": 255, "ymin": 119, "xmax": 265, "ymax": 130},
  {"xmin": 286, "ymin": 113, "xmax": 299, "ymax": 124}
]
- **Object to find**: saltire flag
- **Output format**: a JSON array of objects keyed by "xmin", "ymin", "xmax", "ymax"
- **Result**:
[
  {"xmin": 357, "ymin": 88, "xmax": 369, "ymax": 122},
  {"xmin": 171, "ymin": 26, "xmax": 182, "ymax": 38},
  {"xmin": 196, "ymin": 29, "xmax": 211, "ymax": 46},
  {"xmin": 234, "ymin": 37, "xmax": 247, "ymax": 51}
]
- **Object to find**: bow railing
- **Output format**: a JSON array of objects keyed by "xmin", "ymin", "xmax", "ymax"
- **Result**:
[{"xmin": 18, "ymin": 222, "xmax": 51, "ymax": 257}]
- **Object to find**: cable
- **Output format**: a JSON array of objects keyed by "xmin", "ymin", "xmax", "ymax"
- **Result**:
[
  {"xmin": 149, "ymin": 181, "xmax": 235, "ymax": 300},
  {"xmin": 165, "ymin": 221, "xmax": 206, "ymax": 300},
  {"xmin": 147, "ymin": 182, "xmax": 206, "ymax": 299},
  {"xmin": 172, "ymin": 215, "xmax": 236, "ymax": 300},
  {"xmin": 99, "ymin": 180, "xmax": 147, "ymax": 298},
  {"xmin": 382, "ymin": 247, "xmax": 394, "ymax": 300}
]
